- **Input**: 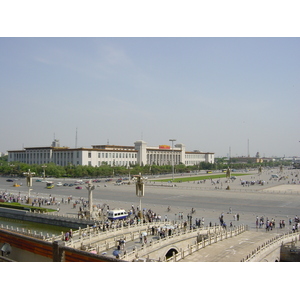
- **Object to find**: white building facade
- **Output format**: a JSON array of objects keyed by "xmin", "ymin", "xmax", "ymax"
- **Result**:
[{"xmin": 8, "ymin": 140, "xmax": 214, "ymax": 167}]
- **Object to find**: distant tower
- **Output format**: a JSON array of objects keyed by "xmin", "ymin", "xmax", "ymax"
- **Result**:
[
  {"xmin": 52, "ymin": 139, "xmax": 60, "ymax": 147},
  {"xmin": 75, "ymin": 127, "xmax": 78, "ymax": 148},
  {"xmin": 134, "ymin": 140, "xmax": 147, "ymax": 166},
  {"xmin": 247, "ymin": 139, "xmax": 250, "ymax": 157}
]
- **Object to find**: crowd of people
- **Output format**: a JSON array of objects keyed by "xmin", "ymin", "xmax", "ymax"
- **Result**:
[
  {"xmin": 254, "ymin": 215, "xmax": 300, "ymax": 232},
  {"xmin": 2, "ymin": 187, "xmax": 300, "ymax": 238}
]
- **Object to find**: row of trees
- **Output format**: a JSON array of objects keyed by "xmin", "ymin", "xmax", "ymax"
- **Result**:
[{"xmin": 0, "ymin": 155, "xmax": 293, "ymax": 179}]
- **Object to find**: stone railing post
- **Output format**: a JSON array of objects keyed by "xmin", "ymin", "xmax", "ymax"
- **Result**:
[{"xmin": 52, "ymin": 240, "xmax": 65, "ymax": 262}]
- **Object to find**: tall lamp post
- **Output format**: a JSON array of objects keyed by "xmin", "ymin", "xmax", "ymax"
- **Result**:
[
  {"xmin": 23, "ymin": 169, "xmax": 35, "ymax": 203},
  {"xmin": 41, "ymin": 165, "xmax": 47, "ymax": 180},
  {"xmin": 258, "ymin": 165, "xmax": 262, "ymax": 176},
  {"xmin": 187, "ymin": 213, "xmax": 192, "ymax": 230},
  {"xmin": 169, "ymin": 139, "xmax": 176, "ymax": 182},
  {"xmin": 9, "ymin": 164, "xmax": 15, "ymax": 177},
  {"xmin": 134, "ymin": 173, "xmax": 145, "ymax": 223}
]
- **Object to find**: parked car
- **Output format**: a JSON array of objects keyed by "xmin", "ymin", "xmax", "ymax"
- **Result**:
[
  {"xmin": 75, "ymin": 186, "xmax": 82, "ymax": 189},
  {"xmin": 63, "ymin": 183, "xmax": 69, "ymax": 186}
]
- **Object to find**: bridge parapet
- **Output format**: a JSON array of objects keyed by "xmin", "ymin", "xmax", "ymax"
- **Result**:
[
  {"xmin": 63, "ymin": 221, "xmax": 176, "ymax": 249},
  {"xmin": 165, "ymin": 224, "xmax": 247, "ymax": 262},
  {"xmin": 0, "ymin": 223, "xmax": 55, "ymax": 240},
  {"xmin": 241, "ymin": 231, "xmax": 300, "ymax": 262},
  {"xmin": 123, "ymin": 224, "xmax": 247, "ymax": 261}
]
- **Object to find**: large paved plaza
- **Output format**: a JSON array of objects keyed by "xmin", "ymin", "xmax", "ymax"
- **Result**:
[{"xmin": 1, "ymin": 168, "xmax": 300, "ymax": 233}]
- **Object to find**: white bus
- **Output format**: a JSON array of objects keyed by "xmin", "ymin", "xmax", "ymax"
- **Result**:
[{"xmin": 107, "ymin": 209, "xmax": 128, "ymax": 220}]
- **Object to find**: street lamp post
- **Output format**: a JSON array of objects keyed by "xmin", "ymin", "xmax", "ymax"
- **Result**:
[
  {"xmin": 134, "ymin": 173, "xmax": 145, "ymax": 223},
  {"xmin": 258, "ymin": 165, "xmax": 262, "ymax": 176},
  {"xmin": 169, "ymin": 139, "xmax": 176, "ymax": 182},
  {"xmin": 41, "ymin": 165, "xmax": 47, "ymax": 180},
  {"xmin": 23, "ymin": 169, "xmax": 35, "ymax": 203},
  {"xmin": 187, "ymin": 213, "xmax": 192, "ymax": 230},
  {"xmin": 9, "ymin": 164, "xmax": 15, "ymax": 176}
]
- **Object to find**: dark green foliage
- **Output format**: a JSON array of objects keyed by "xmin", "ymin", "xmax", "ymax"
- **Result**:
[
  {"xmin": 0, "ymin": 202, "xmax": 56, "ymax": 213},
  {"xmin": 0, "ymin": 159, "xmax": 293, "ymax": 178}
]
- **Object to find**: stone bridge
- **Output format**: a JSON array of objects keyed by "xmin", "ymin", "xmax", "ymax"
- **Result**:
[
  {"xmin": 1, "ymin": 219, "xmax": 299, "ymax": 262},
  {"xmin": 62, "ymin": 221, "xmax": 248, "ymax": 261},
  {"xmin": 63, "ymin": 222, "xmax": 300, "ymax": 262}
]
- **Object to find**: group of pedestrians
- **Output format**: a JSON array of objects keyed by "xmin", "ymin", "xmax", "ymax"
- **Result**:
[
  {"xmin": 255, "ymin": 215, "xmax": 300, "ymax": 232},
  {"xmin": 0, "ymin": 191, "xmax": 21, "ymax": 202},
  {"xmin": 195, "ymin": 217, "xmax": 205, "ymax": 227}
]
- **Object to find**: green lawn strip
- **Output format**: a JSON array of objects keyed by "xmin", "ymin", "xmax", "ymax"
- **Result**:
[
  {"xmin": 150, "ymin": 173, "xmax": 247, "ymax": 183},
  {"xmin": 0, "ymin": 202, "xmax": 56, "ymax": 213}
]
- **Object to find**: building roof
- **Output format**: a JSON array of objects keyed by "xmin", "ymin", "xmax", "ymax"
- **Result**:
[{"xmin": 185, "ymin": 151, "xmax": 215, "ymax": 154}]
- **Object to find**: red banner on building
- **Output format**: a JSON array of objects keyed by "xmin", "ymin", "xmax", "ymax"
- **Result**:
[{"xmin": 159, "ymin": 145, "xmax": 171, "ymax": 149}]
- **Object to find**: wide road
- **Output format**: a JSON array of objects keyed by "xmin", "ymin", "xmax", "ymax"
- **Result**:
[{"xmin": 1, "ymin": 168, "xmax": 300, "ymax": 231}]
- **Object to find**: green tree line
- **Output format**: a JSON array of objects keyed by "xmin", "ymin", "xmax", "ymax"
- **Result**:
[{"xmin": 0, "ymin": 155, "xmax": 293, "ymax": 178}]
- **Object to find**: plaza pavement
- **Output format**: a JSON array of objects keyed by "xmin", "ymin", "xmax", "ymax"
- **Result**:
[
  {"xmin": 2, "ymin": 168, "xmax": 300, "ymax": 261},
  {"xmin": 57, "ymin": 169, "xmax": 300, "ymax": 261},
  {"xmin": 7, "ymin": 168, "xmax": 299, "ymax": 233}
]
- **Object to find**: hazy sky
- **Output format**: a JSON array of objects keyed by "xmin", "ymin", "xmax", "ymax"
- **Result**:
[{"xmin": 1, "ymin": 37, "xmax": 299, "ymax": 157}]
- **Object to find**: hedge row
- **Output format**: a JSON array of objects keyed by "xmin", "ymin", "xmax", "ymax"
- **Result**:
[{"xmin": 0, "ymin": 202, "xmax": 55, "ymax": 213}]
